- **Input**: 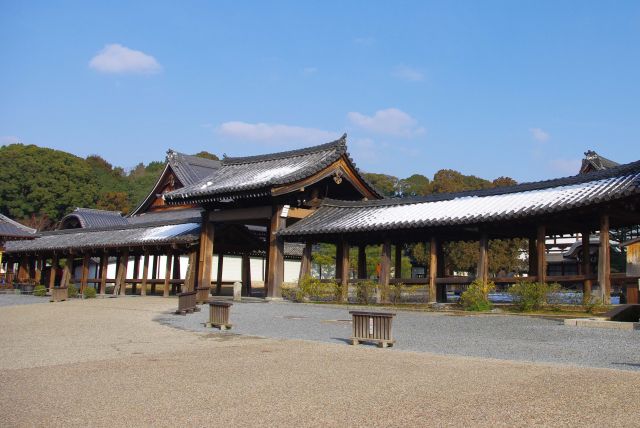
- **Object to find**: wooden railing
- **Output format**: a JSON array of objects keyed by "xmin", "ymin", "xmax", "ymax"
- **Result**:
[
  {"xmin": 207, "ymin": 301, "xmax": 233, "ymax": 330},
  {"xmin": 349, "ymin": 311, "xmax": 395, "ymax": 348},
  {"xmin": 175, "ymin": 291, "xmax": 199, "ymax": 315}
]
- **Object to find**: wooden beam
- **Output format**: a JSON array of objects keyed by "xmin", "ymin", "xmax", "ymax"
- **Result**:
[
  {"xmin": 115, "ymin": 250, "xmax": 129, "ymax": 296},
  {"xmin": 598, "ymin": 214, "xmax": 611, "ymax": 304},
  {"xmin": 378, "ymin": 240, "xmax": 391, "ymax": 303},
  {"xmin": 99, "ymin": 253, "xmax": 108, "ymax": 295},
  {"xmin": 216, "ymin": 253, "xmax": 224, "ymax": 295},
  {"xmin": 172, "ymin": 253, "xmax": 181, "ymax": 295},
  {"xmin": 163, "ymin": 253, "xmax": 172, "ymax": 298},
  {"xmin": 197, "ymin": 217, "xmax": 214, "ymax": 290},
  {"xmin": 183, "ymin": 250, "xmax": 196, "ymax": 292},
  {"xmin": 80, "ymin": 253, "xmax": 90, "ymax": 294},
  {"xmin": 537, "ymin": 225, "xmax": 546, "ymax": 284},
  {"xmin": 340, "ymin": 239, "xmax": 350, "ymax": 302},
  {"xmin": 394, "ymin": 244, "xmax": 402, "ymax": 279},
  {"xmin": 357, "ymin": 245, "xmax": 367, "ymax": 279},
  {"xmin": 151, "ymin": 255, "xmax": 158, "ymax": 295},
  {"xmin": 131, "ymin": 255, "xmax": 140, "ymax": 295},
  {"xmin": 428, "ymin": 237, "xmax": 437, "ymax": 304},
  {"xmin": 241, "ymin": 253, "xmax": 251, "ymax": 297},
  {"xmin": 48, "ymin": 255, "xmax": 58, "ymax": 292},
  {"xmin": 581, "ymin": 229, "xmax": 592, "ymax": 303},
  {"xmin": 141, "ymin": 251, "xmax": 150, "ymax": 295},
  {"xmin": 208, "ymin": 206, "xmax": 272, "ymax": 222},
  {"xmin": 266, "ymin": 205, "xmax": 285, "ymax": 299},
  {"xmin": 287, "ymin": 207, "xmax": 315, "ymax": 219},
  {"xmin": 477, "ymin": 234, "xmax": 489, "ymax": 284},
  {"xmin": 298, "ymin": 242, "xmax": 312, "ymax": 283}
]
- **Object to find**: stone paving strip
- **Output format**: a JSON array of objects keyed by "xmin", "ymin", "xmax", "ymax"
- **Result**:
[{"xmin": 1, "ymin": 296, "xmax": 639, "ymax": 427}]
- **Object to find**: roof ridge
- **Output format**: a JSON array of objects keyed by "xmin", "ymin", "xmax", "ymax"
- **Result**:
[
  {"xmin": 319, "ymin": 157, "xmax": 640, "ymax": 208},
  {"xmin": 0, "ymin": 213, "xmax": 37, "ymax": 233},
  {"xmin": 73, "ymin": 207, "xmax": 123, "ymax": 215},
  {"xmin": 222, "ymin": 133, "xmax": 347, "ymax": 165}
]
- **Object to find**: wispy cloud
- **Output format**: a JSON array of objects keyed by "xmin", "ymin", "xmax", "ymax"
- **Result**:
[
  {"xmin": 391, "ymin": 65, "xmax": 424, "ymax": 82},
  {"xmin": 347, "ymin": 108, "xmax": 425, "ymax": 138},
  {"xmin": 0, "ymin": 136, "xmax": 21, "ymax": 145},
  {"xmin": 353, "ymin": 36, "xmax": 375, "ymax": 46},
  {"xmin": 302, "ymin": 67, "xmax": 318, "ymax": 75},
  {"xmin": 89, "ymin": 44, "xmax": 162, "ymax": 75},
  {"xmin": 549, "ymin": 158, "xmax": 581, "ymax": 176},
  {"xmin": 529, "ymin": 127, "xmax": 550, "ymax": 142},
  {"xmin": 215, "ymin": 121, "xmax": 339, "ymax": 145}
]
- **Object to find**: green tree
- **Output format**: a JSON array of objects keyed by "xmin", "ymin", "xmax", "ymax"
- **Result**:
[
  {"xmin": 363, "ymin": 172, "xmax": 398, "ymax": 197},
  {"xmin": 399, "ymin": 174, "xmax": 431, "ymax": 196}
]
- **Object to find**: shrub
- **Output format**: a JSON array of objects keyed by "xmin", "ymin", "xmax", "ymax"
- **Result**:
[
  {"xmin": 67, "ymin": 283, "xmax": 78, "ymax": 298},
  {"xmin": 391, "ymin": 282, "xmax": 404, "ymax": 304},
  {"xmin": 33, "ymin": 285, "xmax": 47, "ymax": 297},
  {"xmin": 460, "ymin": 280, "xmax": 495, "ymax": 311},
  {"xmin": 83, "ymin": 287, "xmax": 97, "ymax": 299},
  {"xmin": 508, "ymin": 282, "xmax": 560, "ymax": 312},
  {"xmin": 355, "ymin": 280, "xmax": 377, "ymax": 305},
  {"xmin": 289, "ymin": 276, "xmax": 340, "ymax": 302},
  {"xmin": 584, "ymin": 296, "xmax": 607, "ymax": 314}
]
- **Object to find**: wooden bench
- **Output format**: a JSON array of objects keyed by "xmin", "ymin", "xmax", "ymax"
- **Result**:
[
  {"xmin": 206, "ymin": 301, "xmax": 233, "ymax": 330},
  {"xmin": 175, "ymin": 291, "xmax": 200, "ymax": 315},
  {"xmin": 349, "ymin": 311, "xmax": 396, "ymax": 348},
  {"xmin": 50, "ymin": 286, "xmax": 68, "ymax": 303}
]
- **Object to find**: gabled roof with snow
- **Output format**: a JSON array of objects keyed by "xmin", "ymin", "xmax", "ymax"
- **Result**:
[
  {"xmin": 281, "ymin": 158, "xmax": 640, "ymax": 237},
  {"xmin": 164, "ymin": 135, "xmax": 381, "ymax": 204}
]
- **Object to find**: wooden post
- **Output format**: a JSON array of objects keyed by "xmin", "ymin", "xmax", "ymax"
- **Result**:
[
  {"xmin": 172, "ymin": 253, "xmax": 181, "ymax": 295},
  {"xmin": 61, "ymin": 257, "xmax": 72, "ymax": 288},
  {"xmin": 394, "ymin": 244, "xmax": 402, "ymax": 279},
  {"xmin": 183, "ymin": 250, "xmax": 196, "ymax": 292},
  {"xmin": 241, "ymin": 253, "xmax": 252, "ymax": 296},
  {"xmin": 477, "ymin": 234, "xmax": 489, "ymax": 284},
  {"xmin": 537, "ymin": 225, "xmax": 546, "ymax": 284},
  {"xmin": 581, "ymin": 230, "xmax": 592, "ymax": 303},
  {"xmin": 115, "ymin": 250, "xmax": 129, "ymax": 296},
  {"xmin": 34, "ymin": 256, "xmax": 44, "ymax": 285},
  {"xmin": 6, "ymin": 257, "xmax": 14, "ymax": 288},
  {"xmin": 99, "ymin": 253, "xmax": 108, "ymax": 295},
  {"xmin": 429, "ymin": 237, "xmax": 437, "ymax": 304},
  {"xmin": 151, "ymin": 255, "xmax": 158, "ymax": 295},
  {"xmin": 131, "ymin": 255, "xmax": 140, "ymax": 295},
  {"xmin": 49, "ymin": 255, "xmax": 58, "ymax": 292},
  {"xmin": 528, "ymin": 236, "xmax": 537, "ymax": 277},
  {"xmin": 266, "ymin": 205, "xmax": 285, "ymax": 299},
  {"xmin": 197, "ymin": 216, "xmax": 214, "ymax": 290},
  {"xmin": 80, "ymin": 253, "xmax": 90, "ymax": 294},
  {"xmin": 298, "ymin": 242, "xmax": 312, "ymax": 283},
  {"xmin": 216, "ymin": 253, "xmax": 224, "ymax": 295},
  {"xmin": 18, "ymin": 255, "xmax": 29, "ymax": 282},
  {"xmin": 163, "ymin": 252, "xmax": 172, "ymax": 298},
  {"xmin": 379, "ymin": 240, "xmax": 391, "ymax": 303},
  {"xmin": 598, "ymin": 214, "xmax": 611, "ymax": 304},
  {"xmin": 141, "ymin": 250, "xmax": 150, "ymax": 296},
  {"xmin": 357, "ymin": 245, "xmax": 367, "ymax": 279},
  {"xmin": 340, "ymin": 239, "xmax": 350, "ymax": 302}
]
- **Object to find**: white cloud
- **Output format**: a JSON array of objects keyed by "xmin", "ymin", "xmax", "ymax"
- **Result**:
[
  {"xmin": 216, "ymin": 121, "xmax": 339, "ymax": 145},
  {"xmin": 549, "ymin": 158, "xmax": 581, "ymax": 176},
  {"xmin": 529, "ymin": 127, "xmax": 550, "ymax": 142},
  {"xmin": 0, "ymin": 136, "xmax": 20, "ymax": 144},
  {"xmin": 347, "ymin": 108, "xmax": 425, "ymax": 138},
  {"xmin": 392, "ymin": 65, "xmax": 424, "ymax": 82},
  {"xmin": 89, "ymin": 44, "xmax": 162, "ymax": 74}
]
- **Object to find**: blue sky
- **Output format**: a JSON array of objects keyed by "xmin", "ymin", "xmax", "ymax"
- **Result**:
[{"xmin": 1, "ymin": 1, "xmax": 639, "ymax": 182}]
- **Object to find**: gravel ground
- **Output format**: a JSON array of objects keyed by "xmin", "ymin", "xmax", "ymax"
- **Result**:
[
  {"xmin": 1, "ymin": 297, "xmax": 640, "ymax": 427},
  {"xmin": 159, "ymin": 300, "xmax": 640, "ymax": 371},
  {"xmin": 0, "ymin": 293, "xmax": 50, "ymax": 307}
]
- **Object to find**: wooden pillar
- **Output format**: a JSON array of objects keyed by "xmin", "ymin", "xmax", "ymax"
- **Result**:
[
  {"xmin": 18, "ymin": 255, "xmax": 29, "ymax": 282},
  {"xmin": 151, "ymin": 255, "xmax": 158, "ymax": 294},
  {"xmin": 477, "ymin": 234, "xmax": 489, "ymax": 284},
  {"xmin": 34, "ymin": 256, "xmax": 44, "ymax": 285},
  {"xmin": 115, "ymin": 250, "xmax": 129, "ymax": 296},
  {"xmin": 528, "ymin": 236, "xmax": 537, "ymax": 277},
  {"xmin": 537, "ymin": 225, "xmax": 546, "ymax": 284},
  {"xmin": 6, "ymin": 257, "xmax": 14, "ymax": 288},
  {"xmin": 598, "ymin": 214, "xmax": 611, "ymax": 304},
  {"xmin": 436, "ymin": 241, "xmax": 447, "ymax": 302},
  {"xmin": 183, "ymin": 250, "xmax": 196, "ymax": 292},
  {"xmin": 197, "ymin": 216, "xmax": 214, "ymax": 290},
  {"xmin": 163, "ymin": 252, "xmax": 172, "ymax": 298},
  {"xmin": 394, "ymin": 244, "xmax": 402, "ymax": 279},
  {"xmin": 141, "ymin": 251, "xmax": 150, "ymax": 295},
  {"xmin": 131, "ymin": 255, "xmax": 140, "ymax": 295},
  {"xmin": 581, "ymin": 230, "xmax": 592, "ymax": 303},
  {"xmin": 241, "ymin": 254, "xmax": 252, "ymax": 296},
  {"xmin": 379, "ymin": 240, "xmax": 391, "ymax": 303},
  {"xmin": 61, "ymin": 257, "xmax": 72, "ymax": 288},
  {"xmin": 428, "ymin": 237, "xmax": 438, "ymax": 304},
  {"xmin": 339, "ymin": 239, "xmax": 350, "ymax": 302},
  {"xmin": 357, "ymin": 245, "xmax": 367, "ymax": 279},
  {"xmin": 172, "ymin": 253, "xmax": 181, "ymax": 295},
  {"xmin": 49, "ymin": 255, "xmax": 58, "ymax": 292},
  {"xmin": 298, "ymin": 242, "xmax": 312, "ymax": 283},
  {"xmin": 266, "ymin": 205, "xmax": 285, "ymax": 299},
  {"xmin": 99, "ymin": 253, "xmax": 108, "ymax": 295},
  {"xmin": 215, "ymin": 253, "xmax": 224, "ymax": 295},
  {"xmin": 80, "ymin": 253, "xmax": 90, "ymax": 294}
]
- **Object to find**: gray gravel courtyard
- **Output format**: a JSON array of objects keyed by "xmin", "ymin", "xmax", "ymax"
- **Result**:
[
  {"xmin": 159, "ymin": 300, "xmax": 640, "ymax": 371},
  {"xmin": 0, "ymin": 293, "xmax": 49, "ymax": 307}
]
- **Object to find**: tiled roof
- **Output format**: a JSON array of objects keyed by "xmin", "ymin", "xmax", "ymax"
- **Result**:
[
  {"xmin": 59, "ymin": 208, "xmax": 129, "ymax": 229},
  {"xmin": 165, "ymin": 135, "xmax": 381, "ymax": 203},
  {"xmin": 580, "ymin": 150, "xmax": 620, "ymax": 174},
  {"xmin": 281, "ymin": 159, "xmax": 640, "ymax": 236},
  {"xmin": 127, "ymin": 208, "xmax": 203, "ymax": 226},
  {"xmin": 0, "ymin": 214, "xmax": 36, "ymax": 239},
  {"xmin": 166, "ymin": 150, "xmax": 221, "ymax": 186}
]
